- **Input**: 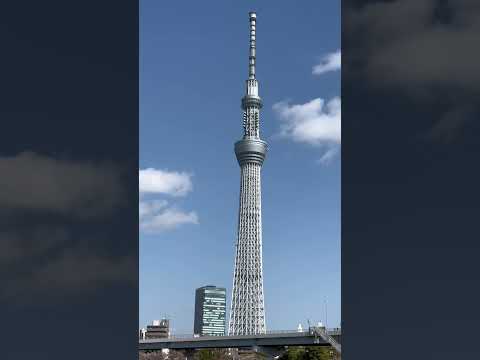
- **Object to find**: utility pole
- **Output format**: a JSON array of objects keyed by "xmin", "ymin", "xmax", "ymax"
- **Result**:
[{"xmin": 324, "ymin": 299, "xmax": 328, "ymax": 328}]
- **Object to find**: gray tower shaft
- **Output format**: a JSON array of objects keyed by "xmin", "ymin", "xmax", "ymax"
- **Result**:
[{"xmin": 229, "ymin": 12, "xmax": 267, "ymax": 336}]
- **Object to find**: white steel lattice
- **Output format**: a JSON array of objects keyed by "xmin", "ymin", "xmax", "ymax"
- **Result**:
[
  {"xmin": 229, "ymin": 162, "xmax": 266, "ymax": 335},
  {"xmin": 228, "ymin": 12, "xmax": 267, "ymax": 336}
]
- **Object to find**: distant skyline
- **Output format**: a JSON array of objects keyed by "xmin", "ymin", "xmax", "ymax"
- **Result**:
[{"xmin": 140, "ymin": 0, "xmax": 340, "ymax": 333}]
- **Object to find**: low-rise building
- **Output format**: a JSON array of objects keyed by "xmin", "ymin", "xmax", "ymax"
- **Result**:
[{"xmin": 146, "ymin": 319, "xmax": 170, "ymax": 339}]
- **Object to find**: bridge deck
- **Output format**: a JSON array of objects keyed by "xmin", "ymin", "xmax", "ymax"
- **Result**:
[{"xmin": 139, "ymin": 330, "xmax": 337, "ymax": 351}]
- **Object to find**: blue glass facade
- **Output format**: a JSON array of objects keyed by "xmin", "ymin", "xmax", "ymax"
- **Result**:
[{"xmin": 194, "ymin": 285, "xmax": 226, "ymax": 336}]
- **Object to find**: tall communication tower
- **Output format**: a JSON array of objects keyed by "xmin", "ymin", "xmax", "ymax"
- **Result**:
[{"xmin": 228, "ymin": 12, "xmax": 267, "ymax": 335}]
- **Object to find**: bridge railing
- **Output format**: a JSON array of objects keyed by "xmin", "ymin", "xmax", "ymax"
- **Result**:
[
  {"xmin": 163, "ymin": 334, "xmax": 202, "ymax": 339},
  {"xmin": 146, "ymin": 328, "xmax": 340, "ymax": 340},
  {"xmin": 265, "ymin": 329, "xmax": 299, "ymax": 334},
  {"xmin": 326, "ymin": 327, "xmax": 341, "ymax": 335},
  {"xmin": 159, "ymin": 331, "xmax": 298, "ymax": 339}
]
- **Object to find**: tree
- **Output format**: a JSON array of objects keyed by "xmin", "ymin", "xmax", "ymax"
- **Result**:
[
  {"xmin": 279, "ymin": 346, "xmax": 337, "ymax": 360},
  {"xmin": 139, "ymin": 351, "xmax": 167, "ymax": 360},
  {"xmin": 195, "ymin": 349, "xmax": 232, "ymax": 360}
]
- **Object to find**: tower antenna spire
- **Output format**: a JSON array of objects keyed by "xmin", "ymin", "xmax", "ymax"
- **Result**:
[{"xmin": 248, "ymin": 12, "xmax": 256, "ymax": 79}]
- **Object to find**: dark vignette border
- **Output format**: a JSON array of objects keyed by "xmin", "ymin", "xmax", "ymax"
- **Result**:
[
  {"xmin": 0, "ymin": 1, "xmax": 138, "ymax": 359},
  {"xmin": 342, "ymin": 0, "xmax": 480, "ymax": 358}
]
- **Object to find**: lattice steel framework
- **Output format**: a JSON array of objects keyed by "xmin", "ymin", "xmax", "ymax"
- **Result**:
[{"xmin": 229, "ymin": 12, "xmax": 267, "ymax": 336}]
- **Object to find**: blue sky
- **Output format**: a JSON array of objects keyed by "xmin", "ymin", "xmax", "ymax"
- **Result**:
[{"xmin": 140, "ymin": 0, "xmax": 340, "ymax": 333}]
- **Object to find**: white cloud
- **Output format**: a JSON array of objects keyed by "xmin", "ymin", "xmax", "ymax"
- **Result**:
[
  {"xmin": 273, "ymin": 97, "xmax": 341, "ymax": 164},
  {"xmin": 312, "ymin": 50, "xmax": 341, "ymax": 75},
  {"xmin": 274, "ymin": 97, "xmax": 341, "ymax": 145},
  {"xmin": 139, "ymin": 168, "xmax": 198, "ymax": 234},
  {"xmin": 139, "ymin": 168, "xmax": 192, "ymax": 197},
  {"xmin": 139, "ymin": 199, "xmax": 168, "ymax": 220},
  {"xmin": 274, "ymin": 50, "xmax": 341, "ymax": 163},
  {"xmin": 140, "ymin": 205, "xmax": 198, "ymax": 233}
]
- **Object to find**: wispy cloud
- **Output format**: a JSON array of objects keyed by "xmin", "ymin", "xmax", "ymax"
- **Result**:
[
  {"xmin": 140, "ymin": 205, "xmax": 199, "ymax": 233},
  {"xmin": 273, "ymin": 97, "xmax": 341, "ymax": 164},
  {"xmin": 139, "ymin": 168, "xmax": 192, "ymax": 196},
  {"xmin": 317, "ymin": 146, "xmax": 340, "ymax": 165},
  {"xmin": 139, "ymin": 168, "xmax": 198, "ymax": 234},
  {"xmin": 139, "ymin": 199, "xmax": 168, "ymax": 219},
  {"xmin": 312, "ymin": 49, "xmax": 341, "ymax": 76}
]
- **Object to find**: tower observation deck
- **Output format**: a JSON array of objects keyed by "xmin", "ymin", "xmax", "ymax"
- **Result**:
[{"xmin": 228, "ymin": 12, "xmax": 267, "ymax": 336}]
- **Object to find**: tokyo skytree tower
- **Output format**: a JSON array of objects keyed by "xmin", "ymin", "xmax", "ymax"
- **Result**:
[{"xmin": 228, "ymin": 12, "xmax": 267, "ymax": 336}]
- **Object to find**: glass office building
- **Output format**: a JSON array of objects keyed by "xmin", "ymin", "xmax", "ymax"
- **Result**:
[{"xmin": 194, "ymin": 285, "xmax": 227, "ymax": 336}]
